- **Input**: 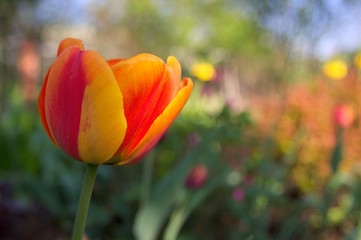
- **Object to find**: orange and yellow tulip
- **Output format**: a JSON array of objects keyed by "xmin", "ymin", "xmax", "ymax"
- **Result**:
[{"xmin": 38, "ymin": 38, "xmax": 193, "ymax": 165}]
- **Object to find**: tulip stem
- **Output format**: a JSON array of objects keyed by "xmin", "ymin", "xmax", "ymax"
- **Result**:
[
  {"xmin": 164, "ymin": 191, "xmax": 190, "ymax": 240},
  {"xmin": 72, "ymin": 164, "xmax": 98, "ymax": 240}
]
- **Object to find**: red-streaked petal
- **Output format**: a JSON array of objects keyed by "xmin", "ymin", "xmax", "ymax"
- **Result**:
[
  {"xmin": 45, "ymin": 47, "xmax": 88, "ymax": 160},
  {"xmin": 45, "ymin": 47, "xmax": 127, "ymax": 163},
  {"xmin": 114, "ymin": 77, "xmax": 193, "ymax": 165},
  {"xmin": 57, "ymin": 38, "xmax": 84, "ymax": 57},
  {"xmin": 77, "ymin": 51, "xmax": 127, "ymax": 164},
  {"xmin": 110, "ymin": 54, "xmax": 177, "ymax": 155},
  {"xmin": 38, "ymin": 66, "xmax": 57, "ymax": 145}
]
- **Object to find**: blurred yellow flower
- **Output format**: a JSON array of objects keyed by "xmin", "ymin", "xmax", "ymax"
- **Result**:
[
  {"xmin": 354, "ymin": 53, "xmax": 361, "ymax": 69},
  {"xmin": 191, "ymin": 62, "xmax": 215, "ymax": 81},
  {"xmin": 322, "ymin": 59, "xmax": 348, "ymax": 80}
]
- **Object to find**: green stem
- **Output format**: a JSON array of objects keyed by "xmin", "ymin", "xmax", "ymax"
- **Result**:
[
  {"xmin": 164, "ymin": 207, "xmax": 187, "ymax": 240},
  {"xmin": 163, "ymin": 191, "xmax": 189, "ymax": 240},
  {"xmin": 72, "ymin": 164, "xmax": 99, "ymax": 240}
]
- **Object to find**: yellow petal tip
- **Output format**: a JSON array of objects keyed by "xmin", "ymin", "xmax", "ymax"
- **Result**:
[{"xmin": 57, "ymin": 38, "xmax": 85, "ymax": 56}]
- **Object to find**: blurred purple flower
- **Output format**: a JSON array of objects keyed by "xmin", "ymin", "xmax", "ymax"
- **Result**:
[{"xmin": 232, "ymin": 187, "xmax": 245, "ymax": 202}]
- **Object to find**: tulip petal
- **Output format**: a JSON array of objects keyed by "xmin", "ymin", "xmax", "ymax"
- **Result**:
[
  {"xmin": 38, "ymin": 66, "xmax": 57, "ymax": 145},
  {"xmin": 57, "ymin": 38, "xmax": 84, "ymax": 57},
  {"xmin": 45, "ymin": 46, "xmax": 126, "ymax": 162},
  {"xmin": 78, "ymin": 51, "xmax": 127, "ymax": 164},
  {"xmin": 115, "ymin": 77, "xmax": 193, "ymax": 165},
  {"xmin": 109, "ymin": 55, "xmax": 183, "ymax": 159},
  {"xmin": 45, "ymin": 47, "xmax": 86, "ymax": 159}
]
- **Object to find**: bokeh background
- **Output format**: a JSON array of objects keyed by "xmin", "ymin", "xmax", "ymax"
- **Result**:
[{"xmin": 2, "ymin": 0, "xmax": 361, "ymax": 239}]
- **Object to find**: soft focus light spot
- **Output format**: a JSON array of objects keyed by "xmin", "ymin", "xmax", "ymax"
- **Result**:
[
  {"xmin": 227, "ymin": 171, "xmax": 241, "ymax": 186},
  {"xmin": 323, "ymin": 59, "xmax": 348, "ymax": 80},
  {"xmin": 191, "ymin": 62, "xmax": 215, "ymax": 81},
  {"xmin": 354, "ymin": 53, "xmax": 361, "ymax": 69}
]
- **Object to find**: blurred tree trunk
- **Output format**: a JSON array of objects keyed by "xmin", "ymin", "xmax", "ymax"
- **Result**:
[
  {"xmin": 0, "ymin": 0, "xmax": 41, "ymax": 115},
  {"xmin": 0, "ymin": 27, "xmax": 9, "ymax": 117}
]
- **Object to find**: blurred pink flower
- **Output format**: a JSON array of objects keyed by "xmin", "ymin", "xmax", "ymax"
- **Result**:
[
  {"xmin": 333, "ymin": 104, "xmax": 355, "ymax": 128},
  {"xmin": 200, "ymin": 83, "xmax": 215, "ymax": 97},
  {"xmin": 185, "ymin": 164, "xmax": 208, "ymax": 190},
  {"xmin": 213, "ymin": 66, "xmax": 224, "ymax": 84},
  {"xmin": 232, "ymin": 187, "xmax": 245, "ymax": 202},
  {"xmin": 17, "ymin": 40, "xmax": 40, "ymax": 101}
]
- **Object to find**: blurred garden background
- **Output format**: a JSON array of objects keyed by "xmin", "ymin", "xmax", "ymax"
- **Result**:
[{"xmin": 2, "ymin": 0, "xmax": 361, "ymax": 239}]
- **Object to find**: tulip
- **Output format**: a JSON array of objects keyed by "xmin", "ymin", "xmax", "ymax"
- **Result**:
[
  {"xmin": 38, "ymin": 38, "xmax": 193, "ymax": 240},
  {"xmin": 38, "ymin": 38, "xmax": 193, "ymax": 165},
  {"xmin": 185, "ymin": 164, "xmax": 208, "ymax": 189},
  {"xmin": 333, "ymin": 104, "xmax": 354, "ymax": 129}
]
